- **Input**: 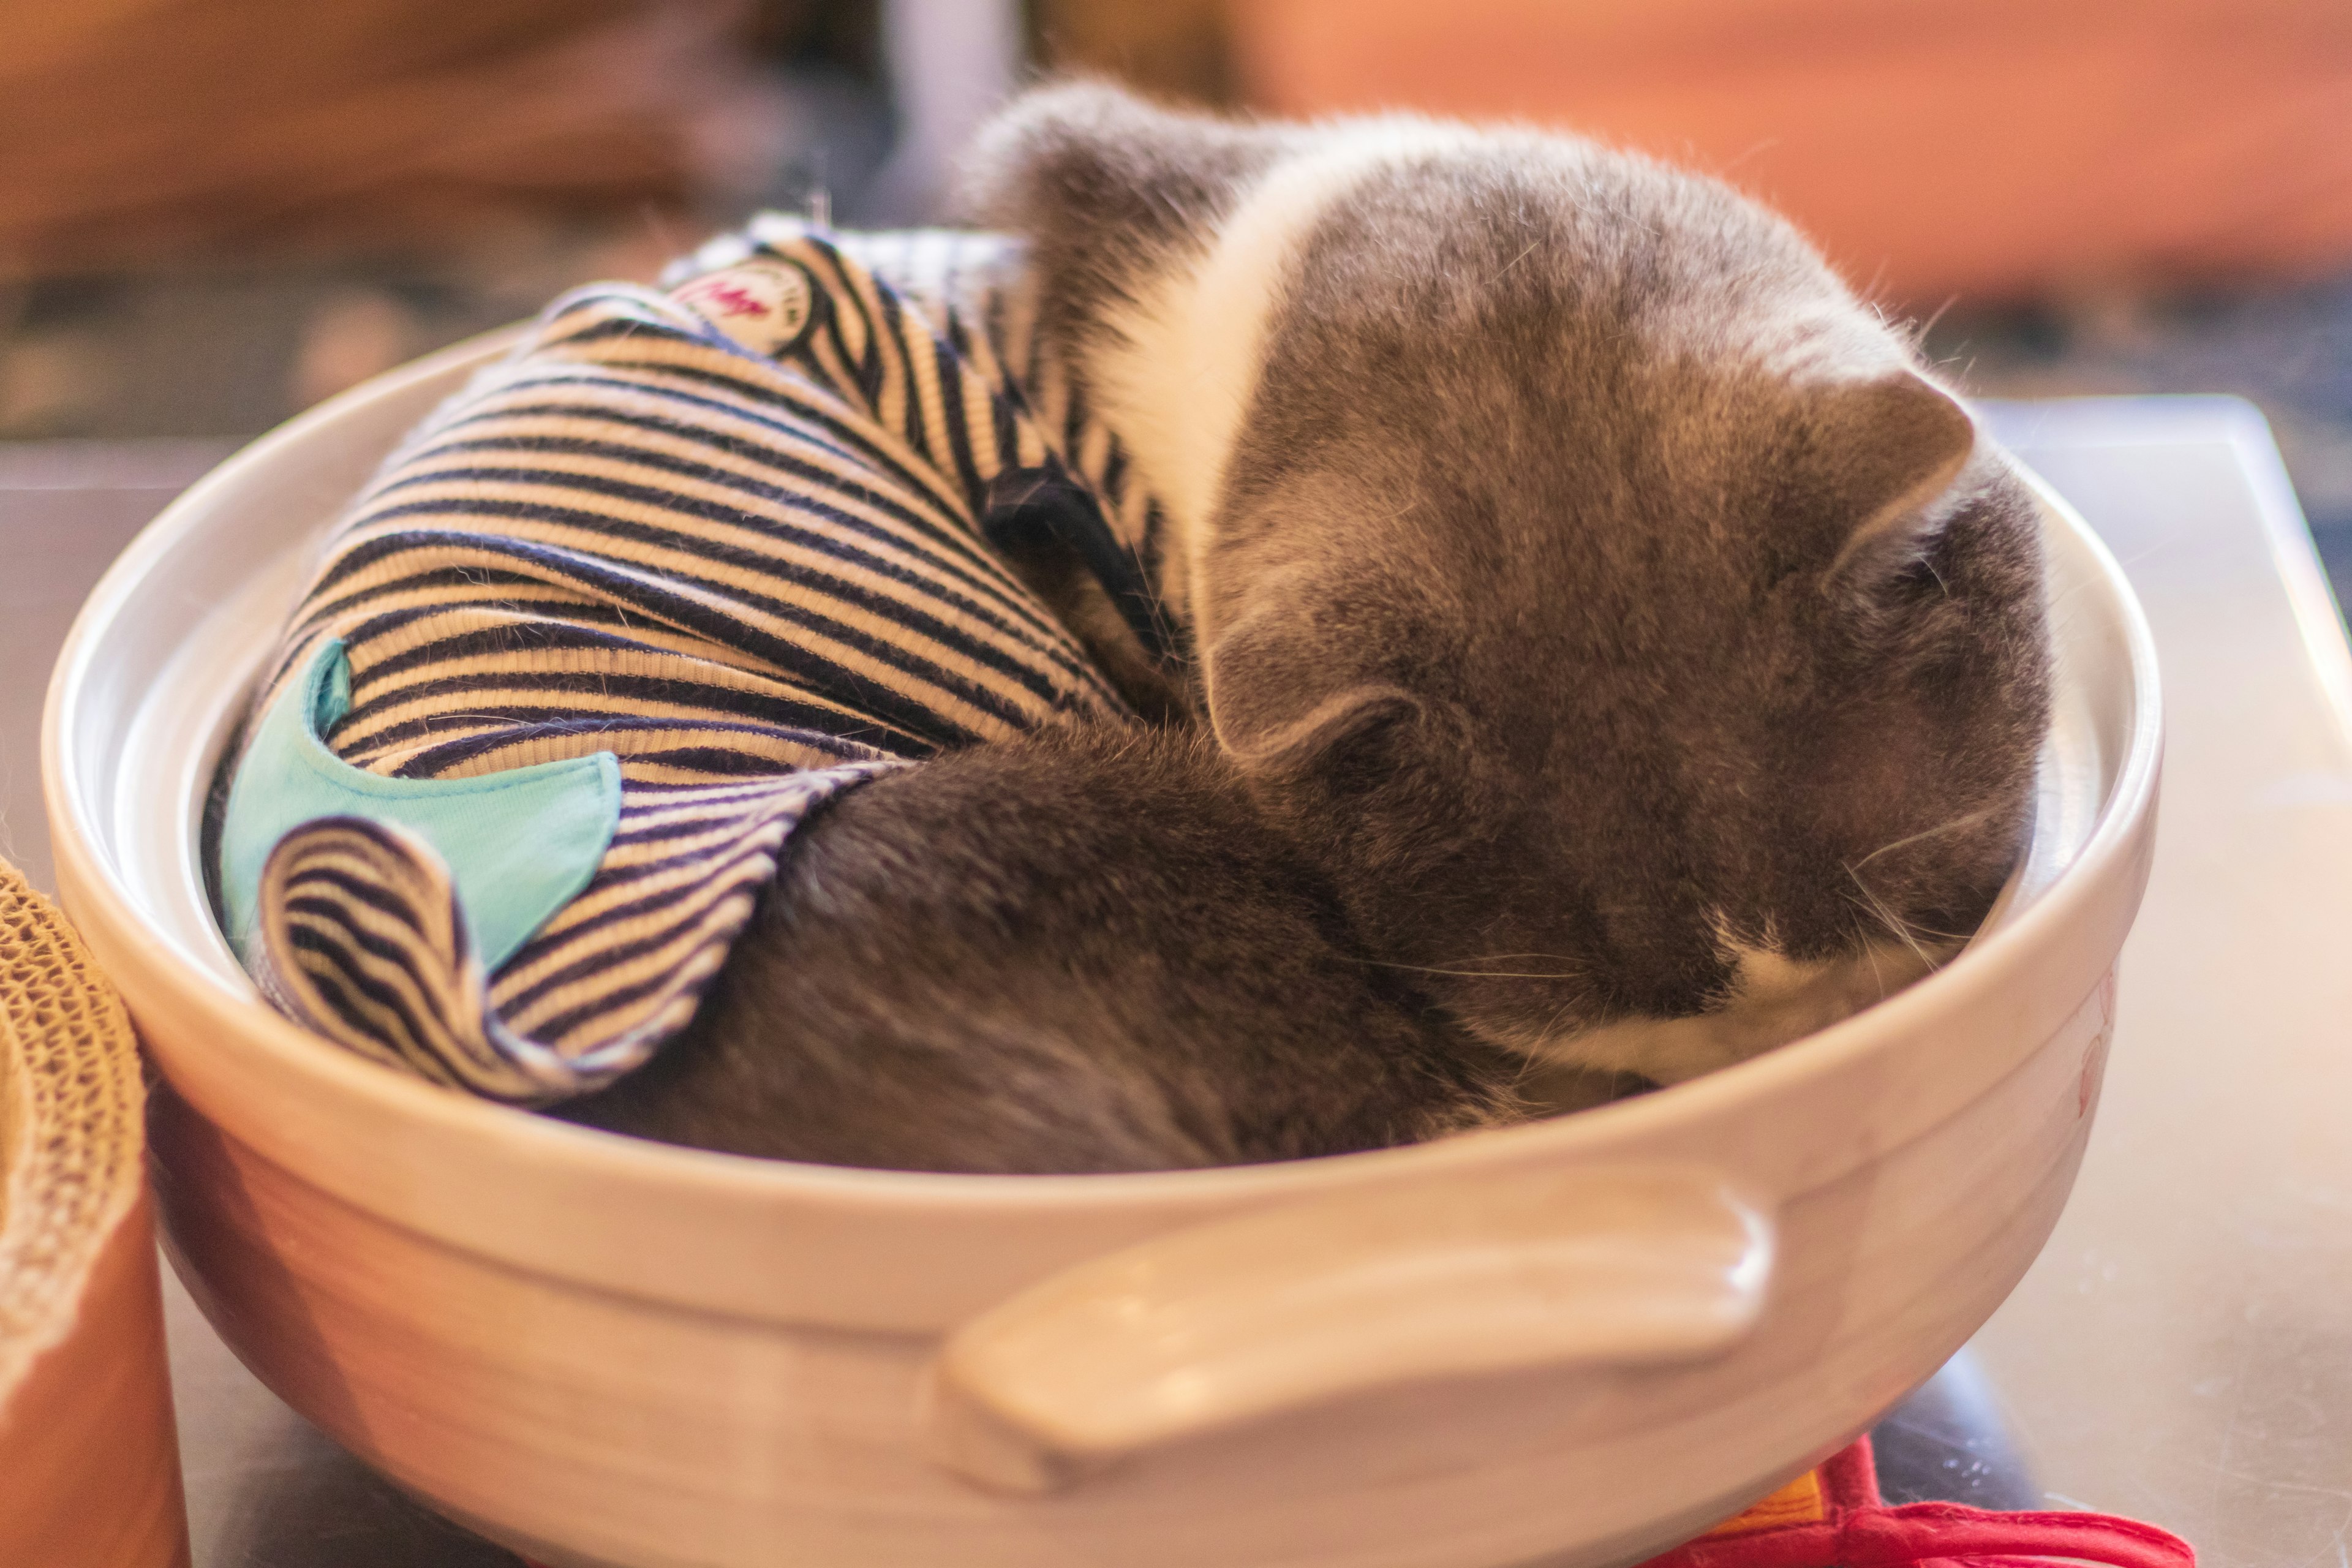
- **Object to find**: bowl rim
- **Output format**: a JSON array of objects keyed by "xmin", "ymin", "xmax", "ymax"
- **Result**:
[{"xmin": 41, "ymin": 339, "xmax": 2165, "ymax": 1219}]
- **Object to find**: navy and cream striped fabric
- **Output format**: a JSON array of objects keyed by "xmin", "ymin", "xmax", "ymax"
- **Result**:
[{"xmin": 230, "ymin": 219, "xmax": 1180, "ymax": 1100}]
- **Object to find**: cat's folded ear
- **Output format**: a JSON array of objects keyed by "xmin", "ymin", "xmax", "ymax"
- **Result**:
[
  {"xmin": 953, "ymin": 79, "xmax": 1281, "ymax": 257},
  {"xmin": 1205, "ymin": 612, "xmax": 1423, "ymax": 778},
  {"xmin": 1219, "ymin": 684, "xmax": 1423, "ymax": 777},
  {"xmin": 1811, "ymin": 371, "xmax": 1978, "ymax": 586}
]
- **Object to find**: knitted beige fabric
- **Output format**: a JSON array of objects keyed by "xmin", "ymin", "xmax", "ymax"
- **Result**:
[{"xmin": 0, "ymin": 854, "xmax": 145, "ymax": 1401}]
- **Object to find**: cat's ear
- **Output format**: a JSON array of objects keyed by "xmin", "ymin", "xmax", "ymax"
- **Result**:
[
  {"xmin": 1219, "ymin": 683, "xmax": 1423, "ymax": 775},
  {"xmin": 1205, "ymin": 612, "xmax": 1422, "ymax": 777},
  {"xmin": 1811, "ymin": 371, "xmax": 1977, "ymax": 582},
  {"xmin": 954, "ymin": 79, "xmax": 1277, "ymax": 252}
]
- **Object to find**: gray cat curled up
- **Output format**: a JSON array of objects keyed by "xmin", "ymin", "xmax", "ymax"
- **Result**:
[
  {"xmin": 571, "ymin": 84, "xmax": 2052, "ymax": 1171},
  {"xmin": 956, "ymin": 82, "xmax": 2052, "ymax": 1086}
]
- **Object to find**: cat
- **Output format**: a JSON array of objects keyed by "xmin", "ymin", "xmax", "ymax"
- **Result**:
[
  {"xmin": 566, "ymin": 83, "xmax": 2051, "ymax": 1169},
  {"xmin": 556, "ymin": 726, "xmax": 1521, "ymax": 1174},
  {"xmin": 952, "ymin": 81, "xmax": 2053, "ymax": 1087}
]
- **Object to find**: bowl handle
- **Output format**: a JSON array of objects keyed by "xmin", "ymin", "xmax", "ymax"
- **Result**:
[{"xmin": 917, "ymin": 1161, "xmax": 1774, "ymax": 1493}]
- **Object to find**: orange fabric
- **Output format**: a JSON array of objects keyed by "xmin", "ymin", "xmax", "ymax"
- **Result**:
[
  {"xmin": 1700, "ymin": 1470, "xmax": 1827, "ymax": 1538},
  {"xmin": 1229, "ymin": 0, "xmax": 2352, "ymax": 305}
]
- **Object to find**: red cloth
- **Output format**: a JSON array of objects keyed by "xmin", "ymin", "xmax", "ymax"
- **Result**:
[{"xmin": 1638, "ymin": 1437, "xmax": 2196, "ymax": 1568}]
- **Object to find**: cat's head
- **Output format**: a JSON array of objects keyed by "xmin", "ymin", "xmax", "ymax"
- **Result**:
[
  {"xmin": 965, "ymin": 85, "xmax": 2052, "ymax": 1082},
  {"xmin": 1205, "ymin": 385, "xmax": 2050, "ymax": 1084}
]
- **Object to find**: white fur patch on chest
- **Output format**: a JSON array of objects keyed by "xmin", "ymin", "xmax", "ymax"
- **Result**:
[
  {"xmin": 1082, "ymin": 118, "xmax": 1479, "ymax": 631},
  {"xmin": 1531, "ymin": 933, "xmax": 1945, "ymax": 1085}
]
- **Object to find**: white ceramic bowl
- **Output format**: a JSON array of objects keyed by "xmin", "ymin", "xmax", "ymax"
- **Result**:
[{"xmin": 43, "ymin": 335, "xmax": 2160, "ymax": 1568}]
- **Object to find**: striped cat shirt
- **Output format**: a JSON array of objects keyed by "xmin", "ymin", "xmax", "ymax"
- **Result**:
[{"xmin": 218, "ymin": 219, "xmax": 1182, "ymax": 1101}]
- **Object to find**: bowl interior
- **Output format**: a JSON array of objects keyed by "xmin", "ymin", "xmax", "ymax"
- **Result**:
[{"xmin": 44, "ymin": 336, "xmax": 2150, "ymax": 1142}]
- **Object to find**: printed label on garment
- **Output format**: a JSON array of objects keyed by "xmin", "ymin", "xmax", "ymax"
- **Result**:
[{"xmin": 675, "ymin": 258, "xmax": 821, "ymax": 358}]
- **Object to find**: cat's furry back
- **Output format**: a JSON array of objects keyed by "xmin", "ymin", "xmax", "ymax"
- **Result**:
[
  {"xmin": 961, "ymin": 83, "xmax": 2053, "ymax": 1083},
  {"xmin": 558, "ymin": 729, "xmax": 1517, "ymax": 1174}
]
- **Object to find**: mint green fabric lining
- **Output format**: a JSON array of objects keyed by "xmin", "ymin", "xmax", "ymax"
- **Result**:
[{"xmin": 221, "ymin": 641, "xmax": 622, "ymax": 971}]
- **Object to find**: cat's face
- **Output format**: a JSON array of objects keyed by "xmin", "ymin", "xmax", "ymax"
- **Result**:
[
  {"xmin": 1211, "ymin": 451, "xmax": 2048, "ymax": 1083},
  {"xmin": 965, "ymin": 86, "xmax": 2053, "ymax": 1082}
]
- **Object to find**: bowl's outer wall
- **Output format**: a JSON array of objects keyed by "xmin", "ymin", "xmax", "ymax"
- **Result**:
[
  {"xmin": 47, "ymin": 341, "xmax": 2160, "ymax": 1565},
  {"xmin": 142, "ymin": 978, "xmax": 2116, "ymax": 1568}
]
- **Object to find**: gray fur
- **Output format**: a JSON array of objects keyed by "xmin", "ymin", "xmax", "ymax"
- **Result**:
[
  {"xmin": 557, "ymin": 728, "xmax": 1520, "ymax": 1174},
  {"xmin": 960, "ymin": 83, "xmax": 2052, "ymax": 1073}
]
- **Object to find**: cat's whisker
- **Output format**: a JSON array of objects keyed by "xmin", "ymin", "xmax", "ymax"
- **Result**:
[
  {"xmin": 1842, "ymin": 867, "xmax": 1979, "ymax": 948},
  {"xmin": 1352, "ymin": 958, "xmax": 1584, "ymax": 981},
  {"xmin": 1839, "ymin": 870, "xmax": 1938, "ymax": 973},
  {"xmin": 1536, "ymin": 995, "xmax": 1585, "ymax": 1050},
  {"xmin": 1839, "ymin": 908, "xmax": 1894, "ymax": 1003},
  {"xmin": 1850, "ymin": 807, "xmax": 1996, "ymax": 872},
  {"xmin": 1843, "ymin": 883, "xmax": 1972, "ymax": 978},
  {"xmin": 1893, "ymin": 913, "xmax": 1976, "ymax": 942},
  {"xmin": 1506, "ymin": 1047, "xmax": 1552, "ymax": 1095}
]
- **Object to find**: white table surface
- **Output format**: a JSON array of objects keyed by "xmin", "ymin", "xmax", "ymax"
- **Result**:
[
  {"xmin": 1969, "ymin": 398, "xmax": 2352, "ymax": 1565},
  {"xmin": 4, "ymin": 397, "xmax": 2349, "ymax": 1564}
]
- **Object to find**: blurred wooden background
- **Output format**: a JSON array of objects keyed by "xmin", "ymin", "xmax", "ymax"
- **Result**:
[
  {"xmin": 11, "ymin": 0, "xmax": 2352, "ymax": 301},
  {"xmin": 0, "ymin": 0, "xmax": 783, "ymax": 277}
]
